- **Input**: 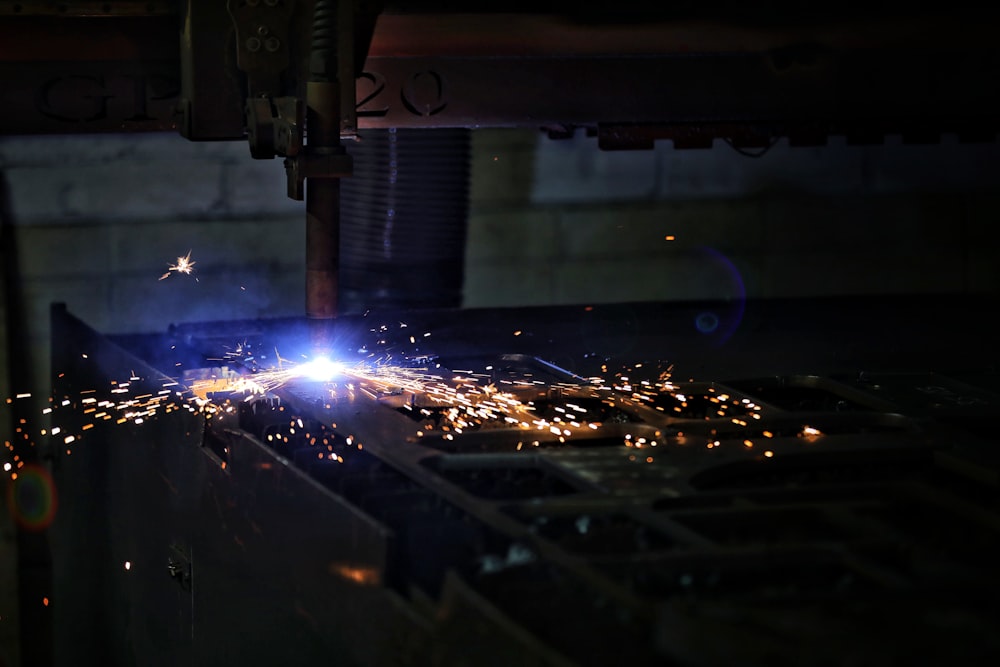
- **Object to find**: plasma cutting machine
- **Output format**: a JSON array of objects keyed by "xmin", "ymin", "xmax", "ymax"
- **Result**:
[
  {"xmin": 3, "ymin": 2, "xmax": 1000, "ymax": 667},
  {"xmin": 178, "ymin": 0, "xmax": 1000, "ymax": 321},
  {"xmin": 7, "ymin": 1, "xmax": 1000, "ymax": 317}
]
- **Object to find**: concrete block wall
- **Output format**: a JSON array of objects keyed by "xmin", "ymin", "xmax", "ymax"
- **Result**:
[
  {"xmin": 1, "ymin": 133, "xmax": 306, "ymax": 399},
  {"xmin": 465, "ymin": 129, "xmax": 1000, "ymax": 308},
  {"xmin": 2, "ymin": 128, "xmax": 999, "ymax": 393}
]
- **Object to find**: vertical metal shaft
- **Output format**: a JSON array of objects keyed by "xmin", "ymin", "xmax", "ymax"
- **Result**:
[
  {"xmin": 305, "ymin": 179, "xmax": 339, "ymax": 320},
  {"xmin": 305, "ymin": 82, "xmax": 340, "ymax": 320},
  {"xmin": 305, "ymin": 0, "xmax": 342, "ymax": 322}
]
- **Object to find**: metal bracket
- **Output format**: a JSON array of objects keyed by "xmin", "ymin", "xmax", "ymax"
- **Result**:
[
  {"xmin": 167, "ymin": 543, "xmax": 192, "ymax": 592},
  {"xmin": 284, "ymin": 149, "xmax": 353, "ymax": 200},
  {"xmin": 226, "ymin": 0, "xmax": 296, "ymax": 97},
  {"xmin": 245, "ymin": 95, "xmax": 304, "ymax": 159}
]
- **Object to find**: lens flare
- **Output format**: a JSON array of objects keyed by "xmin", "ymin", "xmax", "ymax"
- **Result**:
[
  {"xmin": 692, "ymin": 245, "xmax": 746, "ymax": 345},
  {"xmin": 7, "ymin": 463, "xmax": 58, "ymax": 531}
]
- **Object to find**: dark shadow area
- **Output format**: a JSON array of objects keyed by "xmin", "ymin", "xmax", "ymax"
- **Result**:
[{"xmin": 2, "ymin": 172, "xmax": 53, "ymax": 667}]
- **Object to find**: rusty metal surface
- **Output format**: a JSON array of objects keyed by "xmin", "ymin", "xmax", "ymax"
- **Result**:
[{"xmin": 44, "ymin": 295, "xmax": 1000, "ymax": 665}]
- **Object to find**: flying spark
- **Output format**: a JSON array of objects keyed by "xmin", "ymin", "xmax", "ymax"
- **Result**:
[
  {"xmin": 1, "ymin": 321, "xmax": 812, "ymax": 486},
  {"xmin": 160, "ymin": 250, "xmax": 196, "ymax": 281}
]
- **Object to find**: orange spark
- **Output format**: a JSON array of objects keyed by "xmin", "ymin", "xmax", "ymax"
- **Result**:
[{"xmin": 160, "ymin": 250, "xmax": 196, "ymax": 280}]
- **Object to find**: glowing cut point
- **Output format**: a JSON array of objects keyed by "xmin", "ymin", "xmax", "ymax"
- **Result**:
[{"xmin": 299, "ymin": 357, "xmax": 343, "ymax": 382}]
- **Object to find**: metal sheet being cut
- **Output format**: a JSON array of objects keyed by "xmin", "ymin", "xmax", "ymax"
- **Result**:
[{"xmin": 46, "ymin": 297, "xmax": 1000, "ymax": 666}]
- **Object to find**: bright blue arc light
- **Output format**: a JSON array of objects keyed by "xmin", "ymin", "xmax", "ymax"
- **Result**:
[{"xmin": 299, "ymin": 356, "xmax": 343, "ymax": 382}]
